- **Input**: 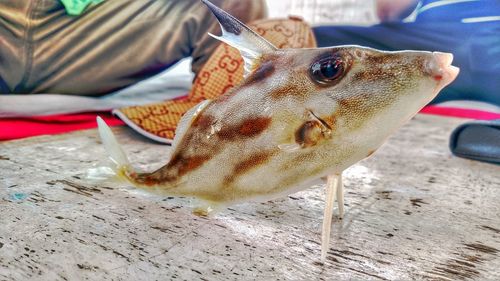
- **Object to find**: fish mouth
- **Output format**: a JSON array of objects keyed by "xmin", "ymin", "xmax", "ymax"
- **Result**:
[{"xmin": 428, "ymin": 52, "xmax": 460, "ymax": 89}]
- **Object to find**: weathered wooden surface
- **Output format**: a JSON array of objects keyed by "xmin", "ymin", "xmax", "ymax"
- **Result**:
[{"xmin": 1, "ymin": 114, "xmax": 499, "ymax": 281}]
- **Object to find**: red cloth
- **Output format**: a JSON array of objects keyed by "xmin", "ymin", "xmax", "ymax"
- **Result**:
[
  {"xmin": 1, "ymin": 106, "xmax": 499, "ymax": 141},
  {"xmin": 0, "ymin": 112, "xmax": 123, "ymax": 141},
  {"xmin": 420, "ymin": 105, "xmax": 500, "ymax": 120}
]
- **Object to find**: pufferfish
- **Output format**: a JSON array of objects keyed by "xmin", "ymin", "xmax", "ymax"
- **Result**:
[{"xmin": 95, "ymin": 0, "xmax": 459, "ymax": 261}]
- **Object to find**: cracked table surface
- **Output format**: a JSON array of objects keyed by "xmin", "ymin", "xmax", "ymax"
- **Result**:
[{"xmin": 1, "ymin": 114, "xmax": 499, "ymax": 280}]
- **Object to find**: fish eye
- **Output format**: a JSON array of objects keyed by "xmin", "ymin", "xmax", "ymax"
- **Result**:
[{"xmin": 310, "ymin": 56, "xmax": 345, "ymax": 85}]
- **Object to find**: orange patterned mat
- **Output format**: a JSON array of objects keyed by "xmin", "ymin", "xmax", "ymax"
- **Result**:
[{"xmin": 114, "ymin": 17, "xmax": 317, "ymax": 143}]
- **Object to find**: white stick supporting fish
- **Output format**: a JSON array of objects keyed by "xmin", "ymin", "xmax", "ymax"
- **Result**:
[{"xmin": 95, "ymin": 0, "xmax": 459, "ymax": 262}]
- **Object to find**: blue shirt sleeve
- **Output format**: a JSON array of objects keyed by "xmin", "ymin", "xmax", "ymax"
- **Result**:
[{"xmin": 416, "ymin": 0, "xmax": 500, "ymax": 22}]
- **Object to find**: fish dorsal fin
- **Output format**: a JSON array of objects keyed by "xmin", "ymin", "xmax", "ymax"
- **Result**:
[
  {"xmin": 202, "ymin": 0, "xmax": 277, "ymax": 77},
  {"xmin": 170, "ymin": 100, "xmax": 212, "ymax": 151}
]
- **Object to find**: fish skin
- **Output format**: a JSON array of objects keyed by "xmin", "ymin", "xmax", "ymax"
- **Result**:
[{"xmin": 96, "ymin": 1, "xmax": 459, "ymax": 207}]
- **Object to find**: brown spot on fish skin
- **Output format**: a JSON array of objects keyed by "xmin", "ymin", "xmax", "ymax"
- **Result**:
[
  {"xmin": 353, "ymin": 67, "xmax": 394, "ymax": 82},
  {"xmin": 193, "ymin": 114, "xmax": 215, "ymax": 131},
  {"xmin": 224, "ymin": 151, "xmax": 274, "ymax": 186},
  {"xmin": 135, "ymin": 174, "xmax": 159, "ymax": 186},
  {"xmin": 134, "ymin": 167, "xmax": 178, "ymax": 186},
  {"xmin": 218, "ymin": 117, "xmax": 271, "ymax": 140},
  {"xmin": 269, "ymin": 84, "xmax": 295, "ymax": 100},
  {"xmin": 246, "ymin": 61, "xmax": 275, "ymax": 85},
  {"xmin": 136, "ymin": 154, "xmax": 211, "ymax": 185},
  {"xmin": 177, "ymin": 155, "xmax": 211, "ymax": 177},
  {"xmin": 338, "ymin": 95, "xmax": 366, "ymax": 113},
  {"xmin": 365, "ymin": 54, "xmax": 392, "ymax": 65},
  {"xmin": 234, "ymin": 152, "xmax": 273, "ymax": 175},
  {"xmin": 239, "ymin": 117, "xmax": 271, "ymax": 137},
  {"xmin": 168, "ymin": 154, "xmax": 211, "ymax": 177},
  {"xmin": 337, "ymin": 94, "xmax": 380, "ymax": 130}
]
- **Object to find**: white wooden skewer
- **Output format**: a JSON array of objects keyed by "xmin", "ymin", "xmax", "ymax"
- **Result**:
[
  {"xmin": 337, "ymin": 173, "xmax": 344, "ymax": 219},
  {"xmin": 321, "ymin": 173, "xmax": 339, "ymax": 261}
]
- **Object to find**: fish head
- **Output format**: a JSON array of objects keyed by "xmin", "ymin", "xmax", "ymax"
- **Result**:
[{"xmin": 277, "ymin": 46, "xmax": 460, "ymax": 148}]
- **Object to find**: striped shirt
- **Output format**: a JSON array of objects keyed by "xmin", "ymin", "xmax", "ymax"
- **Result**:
[{"xmin": 414, "ymin": 0, "xmax": 500, "ymax": 23}]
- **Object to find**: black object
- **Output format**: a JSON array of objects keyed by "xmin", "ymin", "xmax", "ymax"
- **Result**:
[{"xmin": 449, "ymin": 119, "xmax": 500, "ymax": 165}]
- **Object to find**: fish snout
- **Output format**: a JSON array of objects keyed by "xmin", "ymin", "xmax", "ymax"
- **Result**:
[{"xmin": 425, "ymin": 52, "xmax": 460, "ymax": 87}]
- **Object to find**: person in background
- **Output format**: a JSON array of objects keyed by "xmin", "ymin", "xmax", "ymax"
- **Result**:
[
  {"xmin": 0, "ymin": 0, "xmax": 266, "ymax": 96},
  {"xmin": 314, "ymin": 0, "xmax": 500, "ymax": 105}
]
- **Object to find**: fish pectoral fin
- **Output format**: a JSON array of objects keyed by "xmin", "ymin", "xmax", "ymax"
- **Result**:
[
  {"xmin": 202, "ymin": 0, "xmax": 277, "ymax": 77},
  {"xmin": 294, "ymin": 112, "xmax": 333, "ymax": 148}
]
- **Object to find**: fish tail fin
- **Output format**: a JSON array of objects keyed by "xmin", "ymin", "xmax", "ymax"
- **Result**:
[{"xmin": 91, "ymin": 116, "xmax": 135, "ymax": 183}]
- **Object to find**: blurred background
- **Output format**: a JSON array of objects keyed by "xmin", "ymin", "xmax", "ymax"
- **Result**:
[{"xmin": 266, "ymin": 0, "xmax": 378, "ymax": 25}]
